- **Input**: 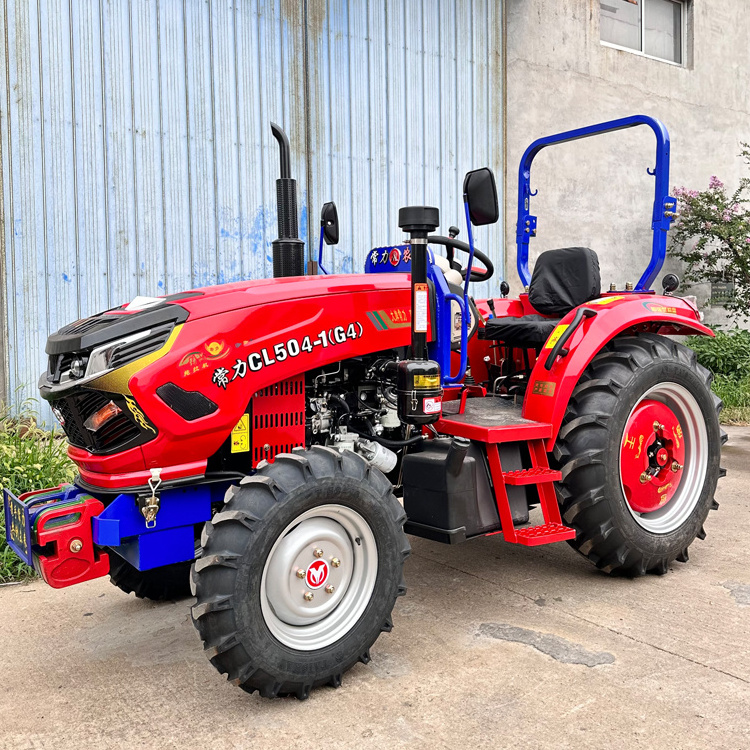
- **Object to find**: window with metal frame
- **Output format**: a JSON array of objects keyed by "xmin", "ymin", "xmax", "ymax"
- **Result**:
[{"xmin": 600, "ymin": 0, "xmax": 685, "ymax": 65}]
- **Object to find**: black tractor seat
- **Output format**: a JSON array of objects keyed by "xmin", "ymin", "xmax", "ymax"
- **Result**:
[{"xmin": 482, "ymin": 247, "xmax": 600, "ymax": 348}]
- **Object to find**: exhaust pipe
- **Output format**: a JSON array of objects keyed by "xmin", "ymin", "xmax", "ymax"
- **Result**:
[{"xmin": 270, "ymin": 123, "xmax": 305, "ymax": 278}]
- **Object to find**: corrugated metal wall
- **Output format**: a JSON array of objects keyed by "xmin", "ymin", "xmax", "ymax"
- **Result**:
[{"xmin": 0, "ymin": 0, "xmax": 503, "ymax": 419}]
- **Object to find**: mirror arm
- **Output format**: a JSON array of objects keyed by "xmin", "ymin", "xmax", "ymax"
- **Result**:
[
  {"xmin": 462, "ymin": 200, "xmax": 475, "ymax": 301},
  {"xmin": 317, "ymin": 226, "xmax": 329, "ymax": 275}
]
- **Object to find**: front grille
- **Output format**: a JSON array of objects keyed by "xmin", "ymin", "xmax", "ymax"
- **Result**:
[
  {"xmin": 53, "ymin": 390, "xmax": 146, "ymax": 454},
  {"xmin": 108, "ymin": 323, "xmax": 173, "ymax": 370}
]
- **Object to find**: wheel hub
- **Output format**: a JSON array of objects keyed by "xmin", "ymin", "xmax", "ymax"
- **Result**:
[
  {"xmin": 260, "ymin": 504, "xmax": 379, "ymax": 651},
  {"xmin": 265, "ymin": 518, "xmax": 353, "ymax": 626},
  {"xmin": 621, "ymin": 399, "xmax": 686, "ymax": 514}
]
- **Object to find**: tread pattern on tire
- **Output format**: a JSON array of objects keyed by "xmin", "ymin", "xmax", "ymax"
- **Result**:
[
  {"xmin": 553, "ymin": 333, "xmax": 723, "ymax": 576},
  {"xmin": 191, "ymin": 445, "xmax": 410, "ymax": 699},
  {"xmin": 108, "ymin": 554, "xmax": 193, "ymax": 601}
]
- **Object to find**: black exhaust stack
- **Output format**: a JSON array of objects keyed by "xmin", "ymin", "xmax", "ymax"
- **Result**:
[{"xmin": 270, "ymin": 123, "xmax": 305, "ymax": 278}]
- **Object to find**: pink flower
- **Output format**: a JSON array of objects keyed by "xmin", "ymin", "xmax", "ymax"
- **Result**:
[
  {"xmin": 709, "ymin": 175, "xmax": 724, "ymax": 190},
  {"xmin": 723, "ymin": 209, "xmax": 733, "ymax": 221}
]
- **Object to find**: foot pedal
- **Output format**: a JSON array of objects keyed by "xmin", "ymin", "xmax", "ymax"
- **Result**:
[
  {"xmin": 503, "ymin": 468, "xmax": 561, "ymax": 485},
  {"xmin": 512, "ymin": 523, "xmax": 576, "ymax": 546}
]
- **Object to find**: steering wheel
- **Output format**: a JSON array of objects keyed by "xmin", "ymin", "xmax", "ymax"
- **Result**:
[{"xmin": 428, "ymin": 235, "xmax": 494, "ymax": 283}]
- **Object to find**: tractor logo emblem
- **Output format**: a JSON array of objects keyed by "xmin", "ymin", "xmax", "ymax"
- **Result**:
[
  {"xmin": 204, "ymin": 340, "xmax": 229, "ymax": 359},
  {"xmin": 389, "ymin": 247, "xmax": 401, "ymax": 266},
  {"xmin": 179, "ymin": 351, "xmax": 203, "ymax": 367},
  {"xmin": 306, "ymin": 560, "xmax": 329, "ymax": 589}
]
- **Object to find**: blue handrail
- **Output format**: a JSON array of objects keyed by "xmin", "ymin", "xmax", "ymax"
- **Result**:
[
  {"xmin": 442, "ymin": 293, "xmax": 468, "ymax": 385},
  {"xmin": 516, "ymin": 114, "xmax": 675, "ymax": 292}
]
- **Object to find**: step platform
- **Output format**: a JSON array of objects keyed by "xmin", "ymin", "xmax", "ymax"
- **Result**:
[
  {"xmin": 437, "ymin": 397, "xmax": 552, "ymax": 443},
  {"xmin": 513, "ymin": 523, "xmax": 576, "ymax": 546},
  {"xmin": 503, "ymin": 467, "xmax": 562, "ymax": 485}
]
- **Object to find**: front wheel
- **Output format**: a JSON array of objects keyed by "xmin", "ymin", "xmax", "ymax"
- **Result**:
[
  {"xmin": 191, "ymin": 446, "xmax": 409, "ymax": 699},
  {"xmin": 554, "ymin": 333, "xmax": 723, "ymax": 576}
]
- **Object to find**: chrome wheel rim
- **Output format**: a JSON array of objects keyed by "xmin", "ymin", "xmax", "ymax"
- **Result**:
[
  {"xmin": 619, "ymin": 382, "xmax": 708, "ymax": 534},
  {"xmin": 260, "ymin": 504, "xmax": 378, "ymax": 651}
]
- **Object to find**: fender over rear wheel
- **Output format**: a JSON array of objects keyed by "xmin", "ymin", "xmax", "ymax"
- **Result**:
[
  {"xmin": 553, "ymin": 333, "xmax": 723, "ymax": 576},
  {"xmin": 191, "ymin": 446, "xmax": 409, "ymax": 699}
]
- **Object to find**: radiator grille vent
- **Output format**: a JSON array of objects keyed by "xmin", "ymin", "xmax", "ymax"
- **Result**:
[{"xmin": 251, "ymin": 375, "xmax": 305, "ymax": 467}]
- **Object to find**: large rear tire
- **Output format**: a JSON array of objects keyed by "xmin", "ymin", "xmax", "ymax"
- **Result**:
[
  {"xmin": 191, "ymin": 446, "xmax": 409, "ymax": 699},
  {"xmin": 108, "ymin": 554, "xmax": 193, "ymax": 600},
  {"xmin": 554, "ymin": 333, "xmax": 723, "ymax": 576}
]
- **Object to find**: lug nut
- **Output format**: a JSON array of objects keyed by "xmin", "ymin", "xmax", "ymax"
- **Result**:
[
  {"xmin": 671, "ymin": 461, "xmax": 683, "ymax": 472},
  {"xmin": 640, "ymin": 472, "xmax": 652, "ymax": 484},
  {"xmin": 303, "ymin": 592, "xmax": 314, "ymax": 601},
  {"xmin": 325, "ymin": 585, "xmax": 335, "ymax": 594},
  {"xmin": 296, "ymin": 568, "xmax": 305, "ymax": 579},
  {"xmin": 69, "ymin": 539, "xmax": 83, "ymax": 553},
  {"xmin": 313, "ymin": 548, "xmax": 324, "ymax": 558},
  {"xmin": 331, "ymin": 557, "xmax": 341, "ymax": 568}
]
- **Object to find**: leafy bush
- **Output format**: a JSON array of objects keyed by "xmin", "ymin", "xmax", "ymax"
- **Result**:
[
  {"xmin": 687, "ymin": 329, "xmax": 750, "ymax": 424},
  {"xmin": 0, "ymin": 401, "xmax": 75, "ymax": 583},
  {"xmin": 686, "ymin": 328, "xmax": 750, "ymax": 378},
  {"xmin": 669, "ymin": 145, "xmax": 750, "ymax": 320}
]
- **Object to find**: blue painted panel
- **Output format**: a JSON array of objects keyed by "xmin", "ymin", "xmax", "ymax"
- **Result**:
[{"xmin": 0, "ymin": 0, "xmax": 503, "ymax": 425}]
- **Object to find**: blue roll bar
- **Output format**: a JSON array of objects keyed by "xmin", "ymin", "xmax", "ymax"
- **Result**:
[{"xmin": 516, "ymin": 114, "xmax": 676, "ymax": 292}]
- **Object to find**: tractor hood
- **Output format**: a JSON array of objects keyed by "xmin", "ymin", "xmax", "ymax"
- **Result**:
[
  {"xmin": 49, "ymin": 273, "xmax": 411, "ymax": 355},
  {"xmin": 175, "ymin": 273, "xmax": 411, "ymax": 321},
  {"xmin": 44, "ymin": 273, "xmax": 411, "ymax": 384}
]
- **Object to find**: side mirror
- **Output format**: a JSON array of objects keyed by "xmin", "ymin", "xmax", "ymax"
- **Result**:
[
  {"xmin": 462, "ymin": 167, "xmax": 499, "ymax": 226},
  {"xmin": 321, "ymin": 202, "xmax": 339, "ymax": 245},
  {"xmin": 662, "ymin": 273, "xmax": 680, "ymax": 294}
]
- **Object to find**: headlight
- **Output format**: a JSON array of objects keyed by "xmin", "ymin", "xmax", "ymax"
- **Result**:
[{"xmin": 85, "ymin": 330, "xmax": 153, "ymax": 379}]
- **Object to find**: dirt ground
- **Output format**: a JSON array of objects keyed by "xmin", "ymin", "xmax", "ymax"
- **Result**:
[{"xmin": 2, "ymin": 427, "xmax": 749, "ymax": 750}]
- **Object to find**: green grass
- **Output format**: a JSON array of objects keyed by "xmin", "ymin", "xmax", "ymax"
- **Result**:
[
  {"xmin": 686, "ymin": 330, "xmax": 750, "ymax": 425},
  {"xmin": 0, "ymin": 401, "xmax": 75, "ymax": 583},
  {"xmin": 711, "ymin": 374, "xmax": 750, "ymax": 424}
]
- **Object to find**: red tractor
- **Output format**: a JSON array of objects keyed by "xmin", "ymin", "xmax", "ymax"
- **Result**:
[{"xmin": 4, "ymin": 115, "xmax": 723, "ymax": 699}]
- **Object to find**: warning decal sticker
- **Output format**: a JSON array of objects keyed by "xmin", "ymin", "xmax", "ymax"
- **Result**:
[{"xmin": 231, "ymin": 414, "xmax": 250, "ymax": 453}]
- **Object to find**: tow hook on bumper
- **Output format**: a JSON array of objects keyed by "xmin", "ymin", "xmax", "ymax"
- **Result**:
[{"xmin": 3, "ymin": 485, "xmax": 110, "ymax": 588}]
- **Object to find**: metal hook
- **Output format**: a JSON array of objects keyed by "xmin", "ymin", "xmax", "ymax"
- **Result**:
[
  {"xmin": 647, "ymin": 166, "xmax": 656, "ymax": 176},
  {"xmin": 529, "ymin": 187, "xmax": 538, "ymax": 197}
]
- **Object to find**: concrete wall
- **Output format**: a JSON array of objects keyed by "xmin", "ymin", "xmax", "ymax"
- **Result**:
[{"xmin": 504, "ymin": 0, "xmax": 750, "ymax": 325}]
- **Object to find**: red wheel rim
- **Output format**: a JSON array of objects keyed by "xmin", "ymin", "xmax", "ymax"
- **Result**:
[{"xmin": 620, "ymin": 399, "xmax": 686, "ymax": 514}]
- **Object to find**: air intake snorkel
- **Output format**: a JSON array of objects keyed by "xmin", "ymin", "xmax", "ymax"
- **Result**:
[{"xmin": 270, "ymin": 123, "xmax": 305, "ymax": 278}]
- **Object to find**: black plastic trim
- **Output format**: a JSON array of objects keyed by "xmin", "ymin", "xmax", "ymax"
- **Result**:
[
  {"xmin": 74, "ymin": 471, "xmax": 244, "ymax": 498},
  {"xmin": 403, "ymin": 520, "xmax": 467, "ymax": 544},
  {"xmin": 156, "ymin": 383, "xmax": 218, "ymax": 421},
  {"xmin": 46, "ymin": 304, "xmax": 189, "ymax": 356}
]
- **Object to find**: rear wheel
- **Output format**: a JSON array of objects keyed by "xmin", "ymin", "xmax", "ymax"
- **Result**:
[
  {"xmin": 191, "ymin": 446, "xmax": 409, "ymax": 699},
  {"xmin": 554, "ymin": 333, "xmax": 723, "ymax": 575},
  {"xmin": 108, "ymin": 554, "xmax": 193, "ymax": 600}
]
